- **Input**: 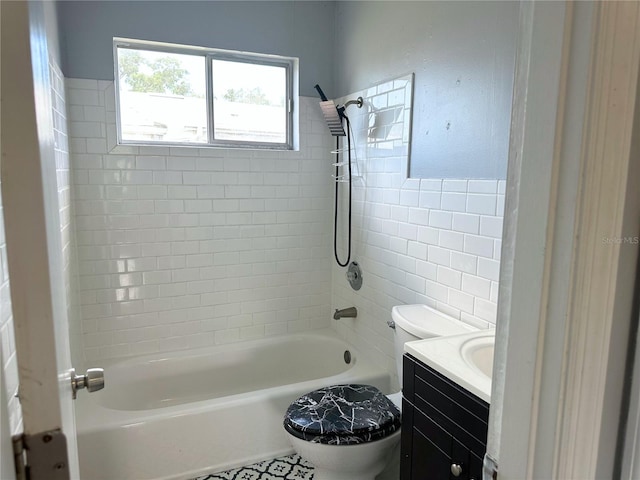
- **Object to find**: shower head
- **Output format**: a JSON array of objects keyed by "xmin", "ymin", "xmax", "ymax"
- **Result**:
[
  {"xmin": 314, "ymin": 84, "xmax": 364, "ymax": 137},
  {"xmin": 315, "ymin": 84, "xmax": 346, "ymax": 136},
  {"xmin": 319, "ymin": 100, "xmax": 347, "ymax": 137}
]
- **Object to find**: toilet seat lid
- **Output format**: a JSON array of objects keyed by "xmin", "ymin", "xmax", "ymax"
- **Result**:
[{"xmin": 283, "ymin": 384, "xmax": 401, "ymax": 445}]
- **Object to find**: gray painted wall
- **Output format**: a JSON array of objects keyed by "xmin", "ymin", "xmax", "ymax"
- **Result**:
[
  {"xmin": 56, "ymin": 1, "xmax": 335, "ymax": 98},
  {"xmin": 334, "ymin": 1, "xmax": 518, "ymax": 179},
  {"xmin": 57, "ymin": 1, "xmax": 517, "ymax": 178},
  {"xmin": 43, "ymin": 0, "xmax": 62, "ymax": 66}
]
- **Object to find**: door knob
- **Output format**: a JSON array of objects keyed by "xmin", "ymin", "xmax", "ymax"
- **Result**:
[
  {"xmin": 450, "ymin": 463, "xmax": 463, "ymax": 477},
  {"xmin": 71, "ymin": 368, "xmax": 104, "ymax": 399}
]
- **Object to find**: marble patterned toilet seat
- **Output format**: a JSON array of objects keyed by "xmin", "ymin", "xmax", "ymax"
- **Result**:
[{"xmin": 283, "ymin": 384, "xmax": 401, "ymax": 445}]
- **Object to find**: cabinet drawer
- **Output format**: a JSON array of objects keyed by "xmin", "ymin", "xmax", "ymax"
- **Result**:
[{"xmin": 404, "ymin": 354, "xmax": 489, "ymax": 419}]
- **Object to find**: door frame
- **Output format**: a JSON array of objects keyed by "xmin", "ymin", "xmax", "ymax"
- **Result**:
[{"xmin": 488, "ymin": 1, "xmax": 640, "ymax": 478}]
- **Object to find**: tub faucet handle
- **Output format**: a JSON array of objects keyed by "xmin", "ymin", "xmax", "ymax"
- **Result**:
[{"xmin": 71, "ymin": 367, "xmax": 104, "ymax": 399}]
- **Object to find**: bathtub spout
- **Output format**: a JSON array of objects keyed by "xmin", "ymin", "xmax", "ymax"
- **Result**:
[{"xmin": 334, "ymin": 307, "xmax": 357, "ymax": 320}]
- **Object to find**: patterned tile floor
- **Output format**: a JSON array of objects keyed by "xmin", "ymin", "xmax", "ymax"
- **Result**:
[{"xmin": 194, "ymin": 454, "xmax": 314, "ymax": 480}]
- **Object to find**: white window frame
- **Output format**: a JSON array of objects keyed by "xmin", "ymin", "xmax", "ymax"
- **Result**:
[{"xmin": 113, "ymin": 38, "xmax": 297, "ymax": 150}]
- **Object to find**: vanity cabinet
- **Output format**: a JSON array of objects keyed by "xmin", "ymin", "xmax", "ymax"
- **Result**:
[{"xmin": 400, "ymin": 354, "xmax": 489, "ymax": 480}]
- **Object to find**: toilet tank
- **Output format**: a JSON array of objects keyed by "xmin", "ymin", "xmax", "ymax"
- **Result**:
[{"xmin": 391, "ymin": 304, "xmax": 477, "ymax": 388}]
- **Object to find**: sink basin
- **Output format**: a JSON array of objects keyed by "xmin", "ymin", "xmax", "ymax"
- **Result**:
[
  {"xmin": 404, "ymin": 330, "xmax": 496, "ymax": 403},
  {"xmin": 461, "ymin": 336, "xmax": 495, "ymax": 379}
]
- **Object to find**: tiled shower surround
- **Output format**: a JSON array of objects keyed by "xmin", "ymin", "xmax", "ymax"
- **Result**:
[
  {"xmin": 67, "ymin": 80, "xmax": 334, "ymax": 361},
  {"xmin": 331, "ymin": 78, "xmax": 504, "ymax": 381},
  {"xmin": 67, "ymin": 77, "xmax": 503, "ymax": 366},
  {"xmin": 53, "ymin": 63, "xmax": 83, "ymax": 372},
  {"xmin": 0, "ymin": 168, "xmax": 18, "ymax": 435}
]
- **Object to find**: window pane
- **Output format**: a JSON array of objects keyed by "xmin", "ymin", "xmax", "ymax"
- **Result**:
[
  {"xmin": 117, "ymin": 48, "xmax": 207, "ymax": 143},
  {"xmin": 212, "ymin": 60, "xmax": 287, "ymax": 144}
]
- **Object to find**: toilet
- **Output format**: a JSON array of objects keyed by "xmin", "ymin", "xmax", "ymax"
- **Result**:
[{"xmin": 283, "ymin": 304, "xmax": 478, "ymax": 480}]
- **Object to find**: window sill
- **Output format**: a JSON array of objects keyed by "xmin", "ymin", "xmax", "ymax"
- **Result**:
[{"xmin": 117, "ymin": 140, "xmax": 296, "ymax": 152}]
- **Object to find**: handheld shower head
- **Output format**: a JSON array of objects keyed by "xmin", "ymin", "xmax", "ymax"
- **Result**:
[
  {"xmin": 319, "ymin": 100, "xmax": 346, "ymax": 137},
  {"xmin": 314, "ymin": 84, "xmax": 346, "ymax": 136},
  {"xmin": 314, "ymin": 85, "xmax": 364, "ymax": 137}
]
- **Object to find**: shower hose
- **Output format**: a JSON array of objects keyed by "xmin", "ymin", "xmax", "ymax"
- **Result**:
[{"xmin": 334, "ymin": 115, "xmax": 352, "ymax": 267}]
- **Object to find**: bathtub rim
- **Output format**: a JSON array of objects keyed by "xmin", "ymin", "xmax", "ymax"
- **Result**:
[{"xmin": 95, "ymin": 328, "xmax": 354, "ymax": 370}]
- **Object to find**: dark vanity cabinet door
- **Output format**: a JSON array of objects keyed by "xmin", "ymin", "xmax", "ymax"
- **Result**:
[{"xmin": 401, "ymin": 354, "xmax": 489, "ymax": 480}]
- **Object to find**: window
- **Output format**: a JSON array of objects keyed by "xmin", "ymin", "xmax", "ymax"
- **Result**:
[{"xmin": 114, "ymin": 38, "xmax": 297, "ymax": 149}]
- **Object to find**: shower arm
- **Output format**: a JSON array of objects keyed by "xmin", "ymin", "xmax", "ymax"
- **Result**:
[{"xmin": 339, "ymin": 97, "xmax": 364, "ymax": 110}]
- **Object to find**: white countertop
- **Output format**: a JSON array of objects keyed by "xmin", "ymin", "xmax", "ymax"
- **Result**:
[{"xmin": 404, "ymin": 330, "xmax": 495, "ymax": 403}]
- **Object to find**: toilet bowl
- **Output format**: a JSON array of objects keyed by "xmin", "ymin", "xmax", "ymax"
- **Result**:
[
  {"xmin": 283, "ymin": 304, "xmax": 477, "ymax": 480},
  {"xmin": 284, "ymin": 384, "xmax": 401, "ymax": 480},
  {"xmin": 288, "ymin": 427, "xmax": 401, "ymax": 480}
]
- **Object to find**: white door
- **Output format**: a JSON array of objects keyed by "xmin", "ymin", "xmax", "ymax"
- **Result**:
[{"xmin": 1, "ymin": 2, "xmax": 90, "ymax": 478}]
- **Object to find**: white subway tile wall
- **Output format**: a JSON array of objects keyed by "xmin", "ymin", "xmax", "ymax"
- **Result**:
[
  {"xmin": 67, "ymin": 82, "xmax": 334, "ymax": 361},
  {"xmin": 331, "ymin": 76, "xmax": 504, "ymax": 383},
  {"xmin": 53, "ymin": 64, "xmax": 83, "ymax": 372},
  {"xmin": 66, "ymin": 74, "xmax": 504, "ymax": 384},
  {"xmin": 0, "ymin": 180, "xmax": 19, "ymax": 434}
]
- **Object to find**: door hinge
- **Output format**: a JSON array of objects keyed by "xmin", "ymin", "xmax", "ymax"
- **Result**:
[
  {"xmin": 483, "ymin": 453, "xmax": 498, "ymax": 480},
  {"xmin": 288, "ymin": 98, "xmax": 293, "ymax": 113},
  {"xmin": 12, "ymin": 429, "xmax": 70, "ymax": 480}
]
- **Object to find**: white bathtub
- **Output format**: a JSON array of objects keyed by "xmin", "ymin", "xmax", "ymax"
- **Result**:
[{"xmin": 75, "ymin": 330, "xmax": 391, "ymax": 480}]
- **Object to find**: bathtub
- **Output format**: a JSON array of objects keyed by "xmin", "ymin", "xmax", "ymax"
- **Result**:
[{"xmin": 75, "ymin": 330, "xmax": 391, "ymax": 480}]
